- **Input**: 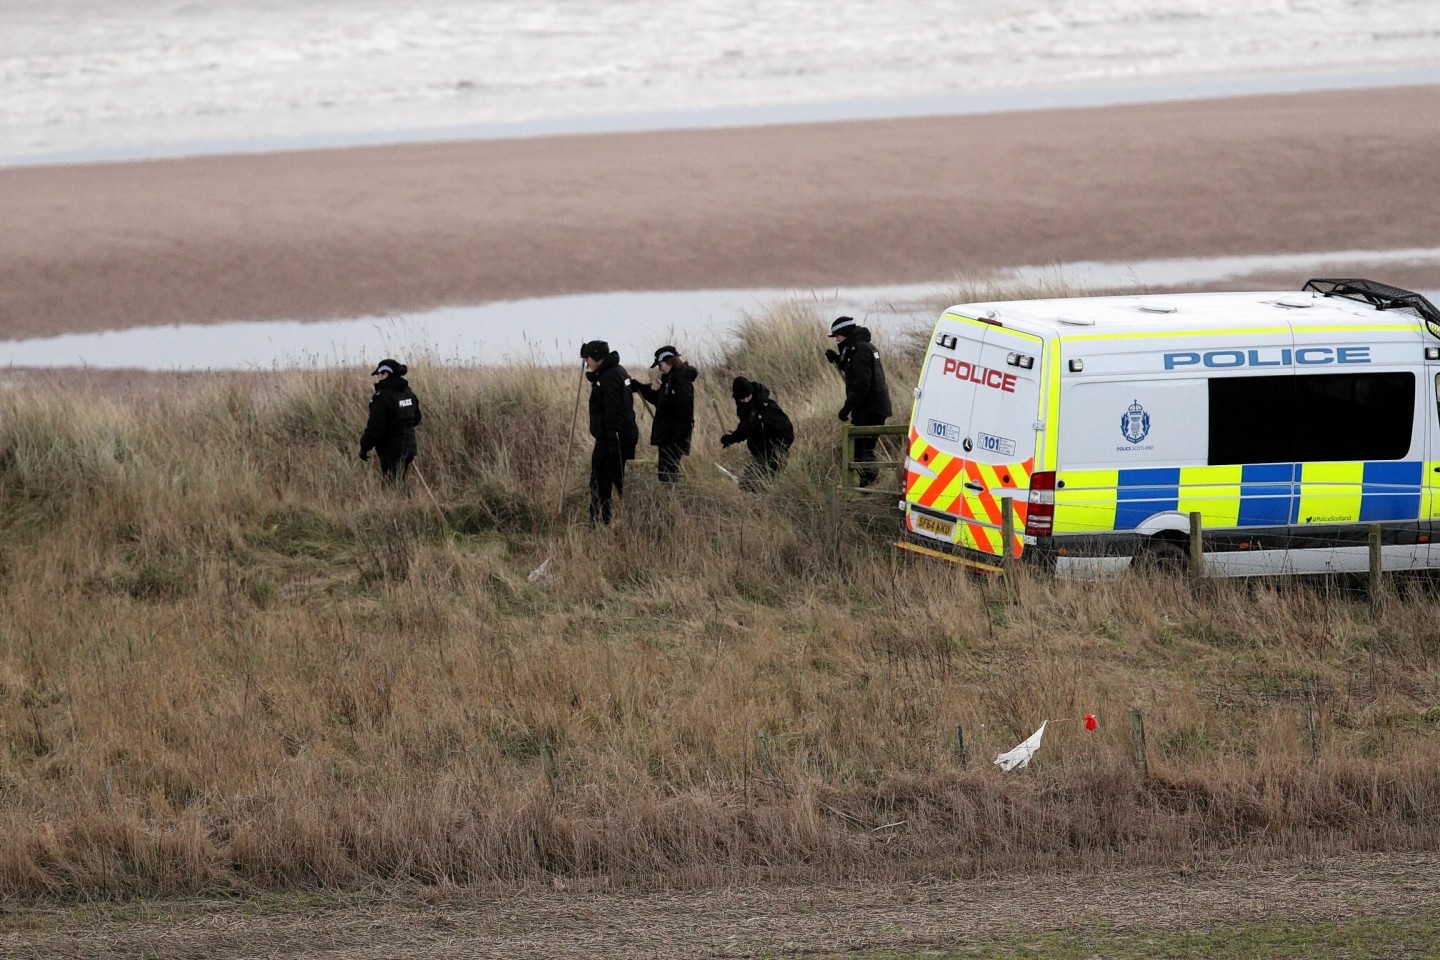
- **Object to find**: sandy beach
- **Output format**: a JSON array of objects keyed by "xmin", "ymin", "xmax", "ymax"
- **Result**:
[{"xmin": 2, "ymin": 85, "xmax": 1439, "ymax": 341}]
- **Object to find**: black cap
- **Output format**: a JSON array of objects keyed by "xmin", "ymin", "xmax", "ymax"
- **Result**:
[
  {"xmin": 829, "ymin": 316, "xmax": 857, "ymax": 337},
  {"xmin": 370, "ymin": 358, "xmax": 404, "ymax": 376},
  {"xmin": 732, "ymin": 376, "xmax": 752, "ymax": 400},
  {"xmin": 650, "ymin": 345, "xmax": 679, "ymax": 368},
  {"xmin": 579, "ymin": 340, "xmax": 610, "ymax": 360}
]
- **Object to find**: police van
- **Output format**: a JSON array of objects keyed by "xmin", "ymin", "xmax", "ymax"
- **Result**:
[{"xmin": 896, "ymin": 279, "xmax": 1440, "ymax": 577}]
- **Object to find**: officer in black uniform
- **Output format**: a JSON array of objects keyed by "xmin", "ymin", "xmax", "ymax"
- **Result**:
[
  {"xmin": 825, "ymin": 315, "xmax": 893, "ymax": 486},
  {"xmin": 631, "ymin": 344, "xmax": 697, "ymax": 483},
  {"xmin": 359, "ymin": 358, "xmax": 422, "ymax": 483},
  {"xmin": 581, "ymin": 340, "xmax": 640, "ymax": 523},
  {"xmin": 721, "ymin": 376, "xmax": 795, "ymax": 491}
]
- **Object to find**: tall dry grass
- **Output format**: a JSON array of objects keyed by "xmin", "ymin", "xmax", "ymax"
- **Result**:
[{"xmin": 2, "ymin": 298, "xmax": 1439, "ymax": 903}]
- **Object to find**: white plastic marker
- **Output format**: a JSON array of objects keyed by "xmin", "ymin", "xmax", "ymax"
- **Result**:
[
  {"xmin": 994, "ymin": 722, "xmax": 1047, "ymax": 771},
  {"xmin": 993, "ymin": 714, "xmax": 1098, "ymax": 771}
]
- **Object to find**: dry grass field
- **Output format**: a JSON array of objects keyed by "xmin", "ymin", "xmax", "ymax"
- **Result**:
[{"xmin": 2, "ymin": 301, "xmax": 1439, "ymax": 954}]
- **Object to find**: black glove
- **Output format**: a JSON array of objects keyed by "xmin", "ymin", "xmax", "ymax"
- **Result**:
[
  {"xmin": 359, "ymin": 450, "xmax": 371, "ymax": 461},
  {"xmin": 720, "ymin": 433, "xmax": 735, "ymax": 448},
  {"xmin": 825, "ymin": 348, "xmax": 840, "ymax": 366},
  {"xmin": 838, "ymin": 406, "xmax": 851, "ymax": 422}
]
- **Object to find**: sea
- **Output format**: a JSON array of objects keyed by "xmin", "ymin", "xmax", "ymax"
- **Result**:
[
  {"xmin": 8, "ymin": 0, "xmax": 1440, "ymax": 164},
  {"xmin": 4, "ymin": 0, "xmax": 1440, "ymax": 367}
]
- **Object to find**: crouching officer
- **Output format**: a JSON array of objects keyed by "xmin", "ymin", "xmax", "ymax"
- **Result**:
[
  {"xmin": 721, "ymin": 376, "xmax": 794, "ymax": 491},
  {"xmin": 359, "ymin": 358, "xmax": 422, "ymax": 483},
  {"xmin": 632, "ymin": 344, "xmax": 697, "ymax": 482},
  {"xmin": 825, "ymin": 315, "xmax": 892, "ymax": 487},
  {"xmin": 581, "ymin": 340, "xmax": 640, "ymax": 523}
]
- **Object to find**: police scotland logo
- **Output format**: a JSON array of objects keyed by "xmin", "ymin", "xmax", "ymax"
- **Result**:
[{"xmin": 1121, "ymin": 399, "xmax": 1151, "ymax": 444}]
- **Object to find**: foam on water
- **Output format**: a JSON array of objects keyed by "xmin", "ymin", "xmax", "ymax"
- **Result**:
[{"xmin": 5, "ymin": 0, "xmax": 1440, "ymax": 162}]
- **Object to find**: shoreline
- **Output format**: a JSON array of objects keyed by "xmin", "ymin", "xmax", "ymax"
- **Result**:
[
  {"xmin": 11, "ymin": 64, "xmax": 1440, "ymax": 171},
  {"xmin": 3, "ymin": 85, "xmax": 1439, "ymax": 342}
]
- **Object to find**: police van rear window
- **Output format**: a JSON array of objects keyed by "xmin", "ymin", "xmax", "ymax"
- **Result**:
[{"xmin": 1209, "ymin": 372, "xmax": 1414, "ymax": 465}]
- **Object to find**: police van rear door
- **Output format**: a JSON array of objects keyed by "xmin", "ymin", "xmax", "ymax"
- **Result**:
[
  {"xmin": 906, "ymin": 314, "xmax": 1044, "ymax": 561},
  {"xmin": 1427, "ymin": 366, "xmax": 1440, "ymax": 562}
]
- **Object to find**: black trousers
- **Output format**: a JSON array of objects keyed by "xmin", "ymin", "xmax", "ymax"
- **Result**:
[
  {"xmin": 378, "ymin": 453, "xmax": 414, "ymax": 484},
  {"xmin": 589, "ymin": 443, "xmax": 626, "ymax": 523},
  {"xmin": 375, "ymin": 432, "xmax": 418, "ymax": 485},
  {"xmin": 851, "ymin": 413, "xmax": 887, "ymax": 487},
  {"xmin": 657, "ymin": 443, "xmax": 686, "ymax": 483}
]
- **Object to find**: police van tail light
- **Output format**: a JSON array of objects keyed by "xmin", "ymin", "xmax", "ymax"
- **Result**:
[{"xmin": 1025, "ymin": 471, "xmax": 1057, "ymax": 537}]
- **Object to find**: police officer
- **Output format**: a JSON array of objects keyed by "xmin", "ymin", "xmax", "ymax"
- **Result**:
[
  {"xmin": 721, "ymin": 376, "xmax": 795, "ymax": 491},
  {"xmin": 581, "ymin": 340, "xmax": 640, "ymax": 523},
  {"xmin": 359, "ymin": 358, "xmax": 422, "ymax": 483},
  {"xmin": 631, "ymin": 344, "xmax": 697, "ymax": 483},
  {"xmin": 825, "ymin": 315, "xmax": 892, "ymax": 487}
]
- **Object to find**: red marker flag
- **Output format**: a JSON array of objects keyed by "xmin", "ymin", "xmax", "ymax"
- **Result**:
[{"xmin": 1084, "ymin": 714, "xmax": 1098, "ymax": 731}]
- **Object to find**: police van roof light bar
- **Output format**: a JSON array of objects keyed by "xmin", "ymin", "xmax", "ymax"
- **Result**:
[{"xmin": 1302, "ymin": 278, "xmax": 1440, "ymax": 341}]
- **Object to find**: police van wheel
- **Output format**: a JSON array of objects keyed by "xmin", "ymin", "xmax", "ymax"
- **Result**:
[{"xmin": 1133, "ymin": 537, "xmax": 1187, "ymax": 574}]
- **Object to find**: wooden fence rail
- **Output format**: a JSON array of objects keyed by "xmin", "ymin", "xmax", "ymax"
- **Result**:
[{"xmin": 840, "ymin": 423, "xmax": 909, "ymax": 491}]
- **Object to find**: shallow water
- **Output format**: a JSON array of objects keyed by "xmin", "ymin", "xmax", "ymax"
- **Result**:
[
  {"xmin": 4, "ymin": 250, "xmax": 1437, "ymax": 371},
  {"xmin": 0, "ymin": 284, "xmax": 943, "ymax": 372}
]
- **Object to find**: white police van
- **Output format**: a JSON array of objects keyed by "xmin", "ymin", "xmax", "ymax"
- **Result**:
[{"xmin": 896, "ymin": 279, "xmax": 1440, "ymax": 576}]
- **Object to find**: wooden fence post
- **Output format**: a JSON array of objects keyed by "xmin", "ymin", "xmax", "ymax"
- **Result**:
[
  {"xmin": 541, "ymin": 739, "xmax": 558, "ymax": 783},
  {"xmin": 1368, "ymin": 523, "xmax": 1384, "ymax": 610},
  {"xmin": 1129, "ymin": 708, "xmax": 1149, "ymax": 778},
  {"xmin": 955, "ymin": 723, "xmax": 969, "ymax": 771},
  {"xmin": 1188, "ymin": 511, "xmax": 1204, "ymax": 580},
  {"xmin": 842, "ymin": 425, "xmax": 856, "ymax": 488},
  {"xmin": 757, "ymin": 730, "xmax": 776, "ymax": 781},
  {"xmin": 825, "ymin": 483, "xmax": 840, "ymax": 557},
  {"xmin": 1001, "ymin": 497, "xmax": 1015, "ymax": 576}
]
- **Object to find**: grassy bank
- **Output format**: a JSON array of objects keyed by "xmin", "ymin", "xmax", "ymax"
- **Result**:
[{"xmin": 2, "ymin": 301, "xmax": 1439, "ymax": 903}]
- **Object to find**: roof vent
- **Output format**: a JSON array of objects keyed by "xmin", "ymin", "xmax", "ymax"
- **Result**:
[
  {"xmin": 1274, "ymin": 298, "xmax": 1314, "ymax": 309},
  {"xmin": 1056, "ymin": 315, "xmax": 1095, "ymax": 326},
  {"xmin": 1138, "ymin": 303, "xmax": 1177, "ymax": 314}
]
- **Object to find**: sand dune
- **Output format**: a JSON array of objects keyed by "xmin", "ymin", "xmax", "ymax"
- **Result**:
[{"xmin": 2, "ymin": 86, "xmax": 1438, "ymax": 340}]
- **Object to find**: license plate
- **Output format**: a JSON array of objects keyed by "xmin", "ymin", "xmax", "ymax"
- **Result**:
[{"xmin": 913, "ymin": 512, "xmax": 957, "ymax": 541}]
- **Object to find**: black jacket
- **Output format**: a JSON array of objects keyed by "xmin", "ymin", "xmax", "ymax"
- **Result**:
[
  {"xmin": 360, "ymin": 375, "xmax": 422, "ymax": 460},
  {"xmin": 723, "ymin": 381, "xmax": 794, "ymax": 466},
  {"xmin": 833, "ymin": 326, "xmax": 892, "ymax": 420},
  {"xmin": 587, "ymin": 352, "xmax": 640, "ymax": 459},
  {"xmin": 633, "ymin": 363, "xmax": 697, "ymax": 450}
]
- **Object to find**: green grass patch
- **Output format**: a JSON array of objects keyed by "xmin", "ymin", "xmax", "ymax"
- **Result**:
[{"xmin": 853, "ymin": 914, "xmax": 1440, "ymax": 960}]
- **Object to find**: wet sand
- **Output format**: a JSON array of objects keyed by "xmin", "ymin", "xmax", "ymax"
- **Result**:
[{"xmin": 2, "ymin": 85, "xmax": 1439, "ymax": 340}]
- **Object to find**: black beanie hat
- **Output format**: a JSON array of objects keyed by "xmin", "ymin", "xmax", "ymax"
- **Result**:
[
  {"xmin": 732, "ymin": 376, "xmax": 753, "ymax": 400},
  {"xmin": 580, "ymin": 340, "xmax": 610, "ymax": 360},
  {"xmin": 370, "ymin": 358, "xmax": 406, "ymax": 376}
]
